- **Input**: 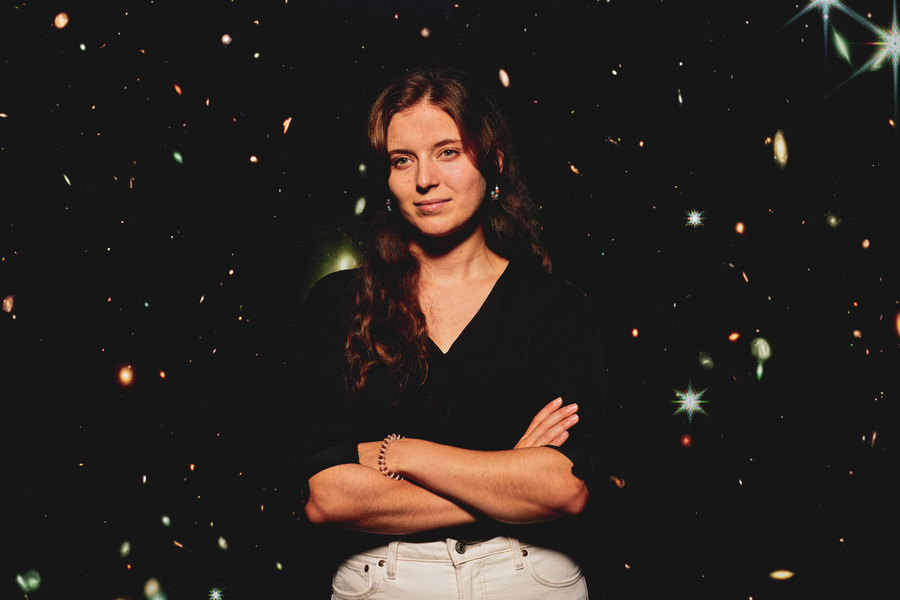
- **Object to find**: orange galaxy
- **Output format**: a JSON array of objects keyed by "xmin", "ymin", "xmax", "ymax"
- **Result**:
[{"xmin": 118, "ymin": 365, "xmax": 134, "ymax": 386}]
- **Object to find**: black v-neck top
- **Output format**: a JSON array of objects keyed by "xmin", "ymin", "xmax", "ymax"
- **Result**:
[
  {"xmin": 423, "ymin": 261, "xmax": 512, "ymax": 357},
  {"xmin": 292, "ymin": 260, "xmax": 606, "ymax": 544}
]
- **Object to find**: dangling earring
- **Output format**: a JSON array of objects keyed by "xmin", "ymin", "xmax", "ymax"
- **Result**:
[
  {"xmin": 386, "ymin": 198, "xmax": 392, "ymax": 213},
  {"xmin": 490, "ymin": 185, "xmax": 500, "ymax": 202}
]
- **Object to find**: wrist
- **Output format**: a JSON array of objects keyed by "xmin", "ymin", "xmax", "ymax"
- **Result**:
[
  {"xmin": 386, "ymin": 437, "xmax": 414, "ymax": 478},
  {"xmin": 378, "ymin": 434, "xmax": 404, "ymax": 480}
]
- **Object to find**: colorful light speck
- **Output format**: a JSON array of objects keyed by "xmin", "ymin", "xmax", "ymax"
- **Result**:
[
  {"xmin": 774, "ymin": 130, "xmax": 788, "ymax": 168},
  {"xmin": 834, "ymin": 30, "xmax": 851, "ymax": 64},
  {"xmin": 15, "ymin": 570, "xmax": 41, "ymax": 593},
  {"xmin": 118, "ymin": 365, "xmax": 134, "ymax": 387},
  {"xmin": 672, "ymin": 380, "xmax": 709, "ymax": 423},
  {"xmin": 144, "ymin": 578, "xmax": 162, "ymax": 597},
  {"xmin": 750, "ymin": 337, "xmax": 772, "ymax": 361},
  {"xmin": 685, "ymin": 209, "xmax": 705, "ymax": 228},
  {"xmin": 769, "ymin": 569, "xmax": 795, "ymax": 580}
]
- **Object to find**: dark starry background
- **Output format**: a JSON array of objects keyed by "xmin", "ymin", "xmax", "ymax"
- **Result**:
[{"xmin": 3, "ymin": 1, "xmax": 896, "ymax": 598}]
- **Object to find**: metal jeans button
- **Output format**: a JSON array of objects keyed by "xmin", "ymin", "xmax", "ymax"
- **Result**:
[{"xmin": 455, "ymin": 541, "xmax": 466, "ymax": 554}]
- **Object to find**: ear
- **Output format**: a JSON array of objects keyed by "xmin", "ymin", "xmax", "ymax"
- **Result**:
[{"xmin": 496, "ymin": 149, "xmax": 504, "ymax": 174}]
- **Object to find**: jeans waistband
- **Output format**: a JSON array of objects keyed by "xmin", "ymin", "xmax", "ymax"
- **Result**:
[{"xmin": 357, "ymin": 535, "xmax": 529, "ymax": 578}]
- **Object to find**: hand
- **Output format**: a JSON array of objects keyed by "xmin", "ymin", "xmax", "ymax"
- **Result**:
[{"xmin": 514, "ymin": 397, "xmax": 579, "ymax": 449}]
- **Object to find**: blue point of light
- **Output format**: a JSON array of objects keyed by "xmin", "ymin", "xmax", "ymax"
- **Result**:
[
  {"xmin": 672, "ymin": 381, "xmax": 709, "ymax": 423},
  {"xmin": 685, "ymin": 209, "xmax": 705, "ymax": 228}
]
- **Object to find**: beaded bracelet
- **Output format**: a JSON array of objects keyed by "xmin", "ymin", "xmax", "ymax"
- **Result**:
[{"xmin": 378, "ymin": 434, "xmax": 404, "ymax": 480}]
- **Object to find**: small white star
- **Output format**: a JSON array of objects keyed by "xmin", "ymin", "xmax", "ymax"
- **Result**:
[
  {"xmin": 672, "ymin": 381, "xmax": 709, "ymax": 423},
  {"xmin": 685, "ymin": 210, "xmax": 705, "ymax": 228}
]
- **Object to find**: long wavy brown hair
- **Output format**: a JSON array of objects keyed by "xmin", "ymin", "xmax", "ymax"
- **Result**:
[{"xmin": 345, "ymin": 66, "xmax": 550, "ymax": 404}]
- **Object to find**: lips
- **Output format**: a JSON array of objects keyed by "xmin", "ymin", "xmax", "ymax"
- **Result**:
[{"xmin": 414, "ymin": 199, "xmax": 450, "ymax": 212}]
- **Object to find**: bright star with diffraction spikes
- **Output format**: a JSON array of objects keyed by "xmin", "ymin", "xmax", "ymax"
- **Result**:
[
  {"xmin": 835, "ymin": 1, "xmax": 900, "ymax": 115},
  {"xmin": 685, "ymin": 210, "xmax": 705, "ymax": 228},
  {"xmin": 672, "ymin": 381, "xmax": 709, "ymax": 423}
]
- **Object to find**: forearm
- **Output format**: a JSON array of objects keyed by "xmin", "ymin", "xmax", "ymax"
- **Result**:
[
  {"xmin": 305, "ymin": 463, "xmax": 478, "ymax": 535},
  {"xmin": 388, "ymin": 439, "xmax": 588, "ymax": 524}
]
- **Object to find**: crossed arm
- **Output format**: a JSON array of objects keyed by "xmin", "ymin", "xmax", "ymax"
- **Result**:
[{"xmin": 304, "ymin": 398, "xmax": 587, "ymax": 535}]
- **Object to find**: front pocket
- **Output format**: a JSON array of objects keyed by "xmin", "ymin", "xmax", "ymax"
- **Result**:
[
  {"xmin": 331, "ymin": 555, "xmax": 383, "ymax": 600},
  {"xmin": 523, "ymin": 545, "xmax": 584, "ymax": 588}
]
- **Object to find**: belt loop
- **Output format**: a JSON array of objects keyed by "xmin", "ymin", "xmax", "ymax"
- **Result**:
[
  {"xmin": 507, "ymin": 536, "xmax": 525, "ymax": 571},
  {"xmin": 386, "ymin": 540, "xmax": 400, "ymax": 580}
]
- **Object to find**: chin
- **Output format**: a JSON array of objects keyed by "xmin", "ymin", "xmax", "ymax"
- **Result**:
[
  {"xmin": 406, "ymin": 218, "xmax": 457, "ymax": 238},
  {"xmin": 418, "ymin": 229, "xmax": 462, "ymax": 240},
  {"xmin": 406, "ymin": 211, "xmax": 483, "ymax": 244}
]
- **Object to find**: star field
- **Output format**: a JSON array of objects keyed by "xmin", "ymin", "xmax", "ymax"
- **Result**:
[{"xmin": 3, "ymin": 1, "xmax": 896, "ymax": 598}]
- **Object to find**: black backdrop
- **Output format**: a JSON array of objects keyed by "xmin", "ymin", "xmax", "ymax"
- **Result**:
[{"xmin": 3, "ymin": 1, "xmax": 896, "ymax": 598}]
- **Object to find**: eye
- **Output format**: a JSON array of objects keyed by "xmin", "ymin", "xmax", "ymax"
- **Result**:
[
  {"xmin": 391, "ymin": 156, "xmax": 410, "ymax": 168},
  {"xmin": 440, "ymin": 148, "xmax": 460, "ymax": 159}
]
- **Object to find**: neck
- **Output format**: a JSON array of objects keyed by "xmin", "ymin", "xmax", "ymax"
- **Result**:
[{"xmin": 408, "ymin": 221, "xmax": 506, "ymax": 285}]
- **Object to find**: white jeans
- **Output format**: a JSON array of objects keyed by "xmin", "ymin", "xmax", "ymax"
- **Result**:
[{"xmin": 330, "ymin": 536, "xmax": 588, "ymax": 600}]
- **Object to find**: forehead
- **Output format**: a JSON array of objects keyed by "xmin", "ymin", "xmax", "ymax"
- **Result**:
[{"xmin": 386, "ymin": 103, "xmax": 461, "ymax": 148}]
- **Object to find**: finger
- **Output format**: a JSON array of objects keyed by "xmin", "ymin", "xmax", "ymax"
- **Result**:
[
  {"xmin": 529, "ymin": 403, "xmax": 578, "ymax": 440},
  {"xmin": 520, "ymin": 397, "xmax": 563, "ymax": 439},
  {"xmin": 534, "ymin": 413, "xmax": 579, "ymax": 447},
  {"xmin": 517, "ymin": 404, "xmax": 578, "ymax": 449},
  {"xmin": 547, "ymin": 430, "xmax": 569, "ymax": 447}
]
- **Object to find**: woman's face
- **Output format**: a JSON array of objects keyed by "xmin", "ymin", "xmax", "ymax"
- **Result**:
[{"xmin": 386, "ymin": 103, "xmax": 487, "ymax": 239}]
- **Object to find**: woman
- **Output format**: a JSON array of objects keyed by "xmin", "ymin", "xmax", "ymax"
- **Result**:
[{"xmin": 295, "ymin": 66, "xmax": 605, "ymax": 599}]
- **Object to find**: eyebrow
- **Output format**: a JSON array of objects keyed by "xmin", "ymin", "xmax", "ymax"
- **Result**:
[{"xmin": 387, "ymin": 138, "xmax": 463, "ymax": 155}]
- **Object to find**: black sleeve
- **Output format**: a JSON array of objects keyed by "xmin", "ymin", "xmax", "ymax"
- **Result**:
[
  {"xmin": 288, "ymin": 271, "xmax": 361, "ymax": 487},
  {"xmin": 537, "ymin": 287, "xmax": 607, "ymax": 492}
]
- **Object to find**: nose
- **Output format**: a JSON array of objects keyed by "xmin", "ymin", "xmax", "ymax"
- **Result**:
[{"xmin": 416, "ymin": 160, "xmax": 439, "ymax": 193}]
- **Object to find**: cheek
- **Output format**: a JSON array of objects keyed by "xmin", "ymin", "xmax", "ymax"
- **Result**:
[
  {"xmin": 446, "ymin": 167, "xmax": 484, "ymax": 197},
  {"xmin": 387, "ymin": 173, "xmax": 406, "ymax": 198},
  {"xmin": 465, "ymin": 174, "xmax": 487, "ymax": 198}
]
